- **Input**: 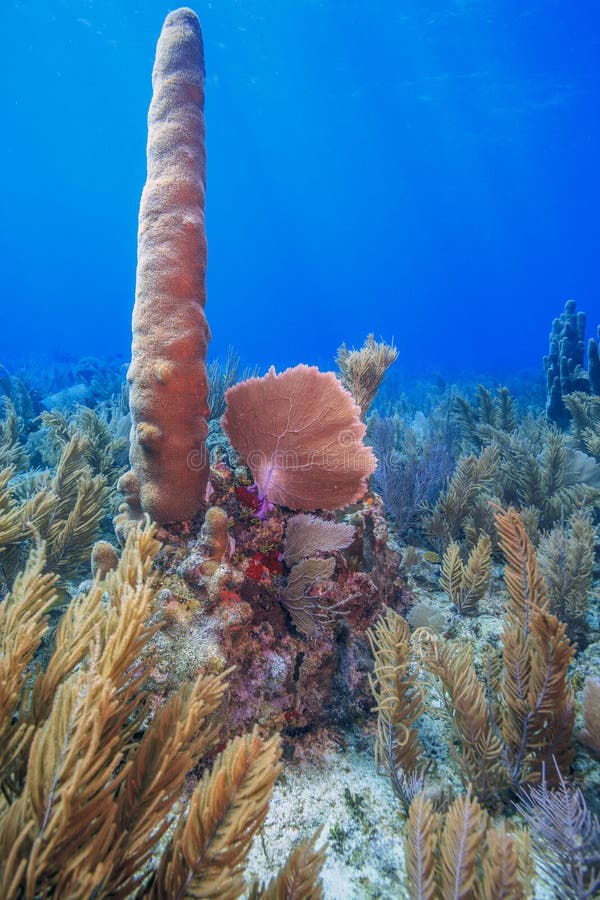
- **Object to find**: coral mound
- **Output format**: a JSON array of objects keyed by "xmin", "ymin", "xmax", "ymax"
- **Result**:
[{"xmin": 149, "ymin": 457, "xmax": 407, "ymax": 742}]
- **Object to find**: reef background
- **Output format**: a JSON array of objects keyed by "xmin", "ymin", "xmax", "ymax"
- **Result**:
[{"xmin": 2, "ymin": 2, "xmax": 600, "ymax": 898}]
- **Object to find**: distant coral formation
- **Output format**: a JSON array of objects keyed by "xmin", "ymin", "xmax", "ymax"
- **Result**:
[{"xmin": 544, "ymin": 298, "xmax": 600, "ymax": 427}]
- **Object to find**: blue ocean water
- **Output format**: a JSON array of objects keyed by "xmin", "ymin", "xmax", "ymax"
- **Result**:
[{"xmin": 2, "ymin": 0, "xmax": 599, "ymax": 376}]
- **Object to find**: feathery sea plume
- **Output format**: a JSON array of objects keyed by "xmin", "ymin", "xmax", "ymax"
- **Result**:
[{"xmin": 336, "ymin": 333, "xmax": 398, "ymax": 419}]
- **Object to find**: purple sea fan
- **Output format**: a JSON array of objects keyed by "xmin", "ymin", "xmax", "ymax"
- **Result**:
[
  {"xmin": 516, "ymin": 770, "xmax": 600, "ymax": 900},
  {"xmin": 221, "ymin": 365, "xmax": 377, "ymax": 513},
  {"xmin": 283, "ymin": 513, "xmax": 355, "ymax": 567},
  {"xmin": 369, "ymin": 414, "xmax": 453, "ymax": 537}
]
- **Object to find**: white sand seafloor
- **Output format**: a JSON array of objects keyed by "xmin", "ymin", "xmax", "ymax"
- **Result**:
[
  {"xmin": 243, "ymin": 730, "xmax": 563, "ymax": 900},
  {"xmin": 244, "ymin": 734, "xmax": 409, "ymax": 899}
]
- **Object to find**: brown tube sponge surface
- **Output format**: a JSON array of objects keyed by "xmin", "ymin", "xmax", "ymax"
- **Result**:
[{"xmin": 127, "ymin": 7, "xmax": 210, "ymax": 523}]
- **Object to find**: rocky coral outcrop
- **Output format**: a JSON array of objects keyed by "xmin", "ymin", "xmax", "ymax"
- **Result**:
[{"xmin": 146, "ymin": 461, "xmax": 410, "ymax": 747}]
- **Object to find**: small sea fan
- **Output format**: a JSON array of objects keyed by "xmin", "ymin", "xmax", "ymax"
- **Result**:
[{"xmin": 283, "ymin": 513, "xmax": 354, "ymax": 566}]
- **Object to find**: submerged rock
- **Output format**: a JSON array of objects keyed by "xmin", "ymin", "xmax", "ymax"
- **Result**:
[{"xmin": 143, "ymin": 462, "xmax": 410, "ymax": 742}]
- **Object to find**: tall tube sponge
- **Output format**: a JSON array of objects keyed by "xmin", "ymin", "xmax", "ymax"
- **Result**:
[{"xmin": 119, "ymin": 8, "xmax": 210, "ymax": 526}]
